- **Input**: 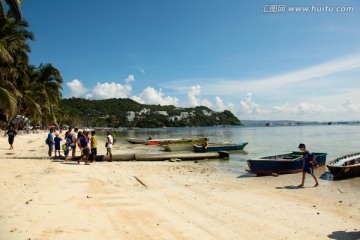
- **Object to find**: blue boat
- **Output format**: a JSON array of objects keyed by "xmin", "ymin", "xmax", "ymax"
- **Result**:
[
  {"xmin": 246, "ymin": 151, "xmax": 327, "ymax": 175},
  {"xmin": 193, "ymin": 142, "xmax": 248, "ymax": 153}
]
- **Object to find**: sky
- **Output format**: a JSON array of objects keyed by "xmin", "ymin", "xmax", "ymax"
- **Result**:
[{"xmin": 20, "ymin": 0, "xmax": 360, "ymax": 121}]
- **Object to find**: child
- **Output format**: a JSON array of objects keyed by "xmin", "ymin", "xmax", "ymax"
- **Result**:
[
  {"xmin": 54, "ymin": 132, "xmax": 62, "ymax": 157},
  {"xmin": 63, "ymin": 137, "xmax": 71, "ymax": 163},
  {"xmin": 4, "ymin": 125, "xmax": 17, "ymax": 150},
  {"xmin": 298, "ymin": 143, "xmax": 319, "ymax": 188}
]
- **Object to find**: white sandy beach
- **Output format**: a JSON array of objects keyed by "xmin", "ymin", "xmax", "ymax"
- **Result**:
[{"xmin": 0, "ymin": 131, "xmax": 359, "ymax": 240}]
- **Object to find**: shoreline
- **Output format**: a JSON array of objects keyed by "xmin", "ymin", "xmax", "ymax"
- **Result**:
[{"xmin": 1, "ymin": 132, "xmax": 359, "ymax": 240}]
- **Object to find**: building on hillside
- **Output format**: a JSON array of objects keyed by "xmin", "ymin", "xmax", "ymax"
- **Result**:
[
  {"xmin": 126, "ymin": 111, "xmax": 135, "ymax": 121},
  {"xmin": 139, "ymin": 108, "xmax": 151, "ymax": 115},
  {"xmin": 153, "ymin": 111, "xmax": 168, "ymax": 116},
  {"xmin": 99, "ymin": 115, "xmax": 110, "ymax": 119},
  {"xmin": 202, "ymin": 110, "xmax": 213, "ymax": 116}
]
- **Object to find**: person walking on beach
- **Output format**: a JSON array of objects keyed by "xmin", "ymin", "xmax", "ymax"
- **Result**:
[
  {"xmin": 90, "ymin": 131, "xmax": 97, "ymax": 162},
  {"xmin": 298, "ymin": 143, "xmax": 319, "ymax": 188},
  {"xmin": 4, "ymin": 125, "xmax": 17, "ymax": 150},
  {"xmin": 106, "ymin": 131, "xmax": 113, "ymax": 162},
  {"xmin": 47, "ymin": 128, "xmax": 55, "ymax": 157},
  {"xmin": 54, "ymin": 132, "xmax": 62, "ymax": 157}
]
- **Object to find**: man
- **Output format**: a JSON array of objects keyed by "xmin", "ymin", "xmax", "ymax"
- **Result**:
[
  {"xmin": 106, "ymin": 131, "xmax": 113, "ymax": 162},
  {"xmin": 90, "ymin": 131, "xmax": 97, "ymax": 162},
  {"xmin": 47, "ymin": 128, "xmax": 55, "ymax": 157},
  {"xmin": 298, "ymin": 143, "xmax": 319, "ymax": 188},
  {"xmin": 70, "ymin": 128, "xmax": 79, "ymax": 161}
]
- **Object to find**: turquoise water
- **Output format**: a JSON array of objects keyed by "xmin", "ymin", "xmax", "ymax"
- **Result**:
[{"xmin": 106, "ymin": 124, "xmax": 360, "ymax": 176}]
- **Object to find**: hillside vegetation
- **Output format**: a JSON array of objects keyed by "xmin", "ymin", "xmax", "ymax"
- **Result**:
[{"xmin": 59, "ymin": 98, "xmax": 241, "ymax": 128}]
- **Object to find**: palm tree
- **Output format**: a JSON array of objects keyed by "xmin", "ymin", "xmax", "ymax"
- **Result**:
[
  {"xmin": 26, "ymin": 63, "xmax": 63, "ymax": 125},
  {"xmin": 0, "ymin": 0, "xmax": 22, "ymax": 24},
  {"xmin": 1, "ymin": 14, "xmax": 33, "ymax": 127}
]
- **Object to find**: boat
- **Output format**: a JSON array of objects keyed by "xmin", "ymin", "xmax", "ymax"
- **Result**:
[
  {"xmin": 246, "ymin": 151, "xmax": 327, "ymax": 175},
  {"xmin": 326, "ymin": 152, "xmax": 360, "ymax": 179},
  {"xmin": 148, "ymin": 137, "xmax": 207, "ymax": 146},
  {"xmin": 92, "ymin": 151, "xmax": 229, "ymax": 161},
  {"xmin": 163, "ymin": 144, "xmax": 194, "ymax": 152},
  {"xmin": 125, "ymin": 138, "xmax": 147, "ymax": 144},
  {"xmin": 193, "ymin": 142, "xmax": 248, "ymax": 153}
]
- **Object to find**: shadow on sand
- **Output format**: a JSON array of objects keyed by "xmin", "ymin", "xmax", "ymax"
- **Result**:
[
  {"xmin": 275, "ymin": 185, "xmax": 301, "ymax": 190},
  {"xmin": 328, "ymin": 230, "xmax": 360, "ymax": 240}
]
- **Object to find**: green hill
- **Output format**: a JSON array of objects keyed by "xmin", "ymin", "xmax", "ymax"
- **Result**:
[{"xmin": 59, "ymin": 98, "xmax": 241, "ymax": 128}]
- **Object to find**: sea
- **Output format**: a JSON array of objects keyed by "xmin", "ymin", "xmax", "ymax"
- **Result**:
[{"xmin": 109, "ymin": 124, "xmax": 360, "ymax": 178}]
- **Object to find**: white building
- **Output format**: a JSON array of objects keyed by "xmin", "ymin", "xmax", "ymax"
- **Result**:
[
  {"xmin": 139, "ymin": 108, "xmax": 151, "ymax": 115},
  {"xmin": 126, "ymin": 111, "xmax": 135, "ymax": 121},
  {"xmin": 154, "ymin": 111, "xmax": 168, "ymax": 116}
]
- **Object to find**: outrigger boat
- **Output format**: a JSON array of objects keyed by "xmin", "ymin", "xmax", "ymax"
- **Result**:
[
  {"xmin": 247, "ymin": 151, "xmax": 327, "ymax": 175},
  {"xmin": 193, "ymin": 142, "xmax": 248, "ymax": 153},
  {"xmin": 326, "ymin": 152, "xmax": 360, "ymax": 180}
]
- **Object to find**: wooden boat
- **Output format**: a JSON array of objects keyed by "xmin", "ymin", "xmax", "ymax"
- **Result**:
[
  {"xmin": 163, "ymin": 144, "xmax": 194, "ymax": 152},
  {"xmin": 193, "ymin": 142, "xmax": 248, "ymax": 153},
  {"xmin": 125, "ymin": 137, "xmax": 147, "ymax": 144},
  {"xmin": 148, "ymin": 137, "xmax": 207, "ymax": 146},
  {"xmin": 92, "ymin": 151, "xmax": 229, "ymax": 161},
  {"xmin": 246, "ymin": 151, "xmax": 327, "ymax": 175},
  {"xmin": 326, "ymin": 152, "xmax": 360, "ymax": 179},
  {"xmin": 147, "ymin": 138, "xmax": 182, "ymax": 145}
]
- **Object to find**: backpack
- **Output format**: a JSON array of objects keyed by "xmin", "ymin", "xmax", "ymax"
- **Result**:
[{"xmin": 45, "ymin": 138, "xmax": 50, "ymax": 145}]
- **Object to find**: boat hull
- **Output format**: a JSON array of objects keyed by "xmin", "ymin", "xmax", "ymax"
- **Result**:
[
  {"xmin": 326, "ymin": 152, "xmax": 360, "ymax": 179},
  {"xmin": 326, "ymin": 165, "xmax": 360, "ymax": 179},
  {"xmin": 125, "ymin": 138, "xmax": 146, "ymax": 144},
  {"xmin": 247, "ymin": 152, "xmax": 327, "ymax": 175},
  {"xmin": 193, "ymin": 142, "xmax": 248, "ymax": 153},
  {"xmin": 163, "ymin": 144, "xmax": 194, "ymax": 152},
  {"xmin": 150, "ymin": 138, "xmax": 208, "ymax": 146}
]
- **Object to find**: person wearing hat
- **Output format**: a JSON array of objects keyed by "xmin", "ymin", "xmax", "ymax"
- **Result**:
[{"xmin": 298, "ymin": 143, "xmax": 319, "ymax": 188}]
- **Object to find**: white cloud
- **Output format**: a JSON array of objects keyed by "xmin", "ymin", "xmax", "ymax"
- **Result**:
[
  {"xmin": 187, "ymin": 85, "xmax": 213, "ymax": 108},
  {"xmin": 66, "ymin": 79, "xmax": 89, "ymax": 97},
  {"xmin": 214, "ymin": 96, "xmax": 225, "ymax": 111},
  {"xmin": 297, "ymin": 102, "xmax": 325, "ymax": 114},
  {"xmin": 132, "ymin": 87, "xmax": 179, "ymax": 106},
  {"xmin": 90, "ymin": 82, "xmax": 132, "ymax": 99},
  {"xmin": 340, "ymin": 99, "xmax": 360, "ymax": 113},
  {"xmin": 238, "ymin": 93, "xmax": 261, "ymax": 115},
  {"xmin": 125, "ymin": 75, "xmax": 135, "ymax": 84},
  {"xmin": 164, "ymin": 55, "xmax": 360, "ymax": 102}
]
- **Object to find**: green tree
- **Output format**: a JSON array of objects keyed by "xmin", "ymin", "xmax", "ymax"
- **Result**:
[{"xmin": 0, "ymin": 0, "xmax": 22, "ymax": 24}]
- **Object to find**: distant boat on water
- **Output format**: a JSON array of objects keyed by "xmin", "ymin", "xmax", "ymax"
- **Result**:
[
  {"xmin": 193, "ymin": 142, "xmax": 248, "ymax": 153},
  {"xmin": 247, "ymin": 151, "xmax": 327, "ymax": 175},
  {"xmin": 326, "ymin": 152, "xmax": 360, "ymax": 180}
]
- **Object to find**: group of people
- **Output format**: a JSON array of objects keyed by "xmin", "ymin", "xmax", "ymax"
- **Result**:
[{"xmin": 46, "ymin": 127, "xmax": 115, "ymax": 164}]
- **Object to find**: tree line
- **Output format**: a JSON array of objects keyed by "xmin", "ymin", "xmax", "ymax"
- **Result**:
[
  {"xmin": 59, "ymin": 98, "xmax": 241, "ymax": 128},
  {"xmin": 0, "ymin": 0, "xmax": 63, "ymax": 130}
]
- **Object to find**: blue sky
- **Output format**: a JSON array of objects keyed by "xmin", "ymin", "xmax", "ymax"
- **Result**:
[{"xmin": 21, "ymin": 0, "xmax": 360, "ymax": 121}]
